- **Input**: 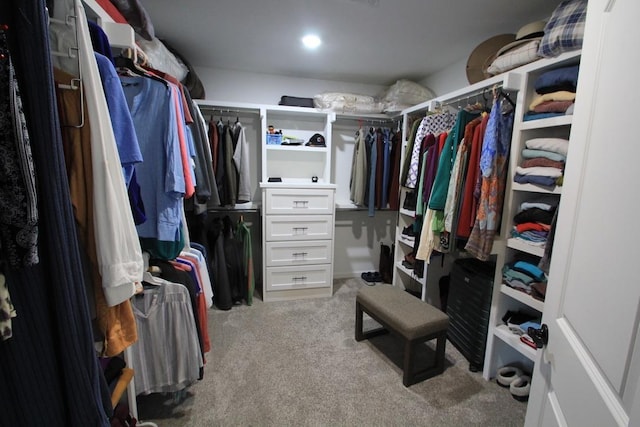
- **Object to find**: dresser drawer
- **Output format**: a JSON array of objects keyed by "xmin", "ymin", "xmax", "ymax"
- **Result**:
[
  {"xmin": 265, "ymin": 188, "xmax": 334, "ymax": 214},
  {"xmin": 265, "ymin": 240, "xmax": 333, "ymax": 267},
  {"xmin": 265, "ymin": 215, "xmax": 334, "ymax": 241},
  {"xmin": 265, "ymin": 264, "xmax": 332, "ymax": 291}
]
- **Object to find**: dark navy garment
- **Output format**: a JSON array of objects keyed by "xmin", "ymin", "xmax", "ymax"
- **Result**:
[
  {"xmin": 88, "ymin": 20, "xmax": 114, "ymax": 64},
  {"xmin": 0, "ymin": 0, "xmax": 111, "ymax": 425}
]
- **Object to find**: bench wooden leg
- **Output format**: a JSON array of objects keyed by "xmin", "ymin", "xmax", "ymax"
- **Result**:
[
  {"xmin": 435, "ymin": 331, "xmax": 447, "ymax": 375},
  {"xmin": 355, "ymin": 302, "xmax": 364, "ymax": 341},
  {"xmin": 355, "ymin": 302, "xmax": 390, "ymax": 341},
  {"xmin": 403, "ymin": 338, "xmax": 415, "ymax": 387},
  {"xmin": 402, "ymin": 332, "xmax": 448, "ymax": 387}
]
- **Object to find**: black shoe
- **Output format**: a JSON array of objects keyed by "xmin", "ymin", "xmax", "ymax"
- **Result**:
[
  {"xmin": 361, "ymin": 271, "xmax": 382, "ymax": 284},
  {"xmin": 402, "ymin": 225, "xmax": 416, "ymax": 238},
  {"xmin": 403, "ymin": 192, "xmax": 417, "ymax": 211}
]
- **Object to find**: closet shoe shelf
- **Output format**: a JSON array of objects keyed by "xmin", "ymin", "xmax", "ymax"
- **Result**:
[
  {"xmin": 493, "ymin": 324, "xmax": 537, "ymax": 361},
  {"xmin": 399, "ymin": 207, "xmax": 415, "ymax": 217},
  {"xmin": 519, "ymin": 115, "xmax": 572, "ymax": 130},
  {"xmin": 500, "ymin": 284, "xmax": 544, "ymax": 313},
  {"xmin": 512, "ymin": 182, "xmax": 562, "ymax": 195},
  {"xmin": 397, "ymin": 232, "xmax": 415, "ymax": 247},
  {"xmin": 506, "ymin": 238, "xmax": 545, "ymax": 257},
  {"xmin": 396, "ymin": 261, "xmax": 422, "ymax": 280}
]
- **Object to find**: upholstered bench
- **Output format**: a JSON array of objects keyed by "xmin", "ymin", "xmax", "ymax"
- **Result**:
[{"xmin": 355, "ymin": 284, "xmax": 449, "ymax": 386}]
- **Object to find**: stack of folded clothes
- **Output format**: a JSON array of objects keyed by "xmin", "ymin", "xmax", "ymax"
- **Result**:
[
  {"xmin": 515, "ymin": 137, "xmax": 568, "ymax": 188},
  {"xmin": 524, "ymin": 64, "xmax": 579, "ymax": 121},
  {"xmin": 511, "ymin": 199, "xmax": 557, "ymax": 250},
  {"xmin": 502, "ymin": 260, "xmax": 548, "ymax": 301}
]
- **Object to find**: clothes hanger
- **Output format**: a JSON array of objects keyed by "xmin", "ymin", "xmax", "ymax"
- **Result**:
[
  {"xmin": 115, "ymin": 51, "xmax": 168, "ymax": 87},
  {"xmin": 499, "ymin": 88, "xmax": 516, "ymax": 108},
  {"xmin": 482, "ymin": 88, "xmax": 491, "ymax": 112}
]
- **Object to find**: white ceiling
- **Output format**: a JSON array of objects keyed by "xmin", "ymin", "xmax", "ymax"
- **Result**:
[{"xmin": 140, "ymin": 0, "xmax": 558, "ymax": 86}]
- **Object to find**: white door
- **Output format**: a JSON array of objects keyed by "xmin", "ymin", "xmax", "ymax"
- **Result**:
[{"xmin": 524, "ymin": 1, "xmax": 640, "ymax": 426}]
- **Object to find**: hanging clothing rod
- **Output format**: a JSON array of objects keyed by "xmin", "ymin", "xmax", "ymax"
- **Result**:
[
  {"xmin": 334, "ymin": 116, "xmax": 397, "ymax": 125},
  {"xmin": 200, "ymin": 106, "xmax": 261, "ymax": 115},
  {"xmin": 438, "ymin": 83, "xmax": 506, "ymax": 109}
]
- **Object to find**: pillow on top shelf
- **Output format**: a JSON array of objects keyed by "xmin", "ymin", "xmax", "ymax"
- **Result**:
[
  {"xmin": 537, "ymin": 0, "xmax": 588, "ymax": 58},
  {"xmin": 486, "ymin": 39, "xmax": 542, "ymax": 75}
]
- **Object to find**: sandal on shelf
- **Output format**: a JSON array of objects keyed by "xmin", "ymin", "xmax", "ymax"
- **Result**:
[
  {"xmin": 496, "ymin": 366, "xmax": 531, "ymax": 402},
  {"xmin": 496, "ymin": 366, "xmax": 523, "ymax": 388},
  {"xmin": 510, "ymin": 375, "xmax": 531, "ymax": 402}
]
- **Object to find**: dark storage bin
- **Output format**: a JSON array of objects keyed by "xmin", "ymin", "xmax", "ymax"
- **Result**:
[
  {"xmin": 447, "ymin": 258, "xmax": 495, "ymax": 372},
  {"xmin": 278, "ymin": 96, "xmax": 315, "ymax": 108}
]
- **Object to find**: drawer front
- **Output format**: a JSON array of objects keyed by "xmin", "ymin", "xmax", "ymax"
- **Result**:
[
  {"xmin": 265, "ymin": 188, "xmax": 334, "ymax": 214},
  {"xmin": 265, "ymin": 215, "xmax": 334, "ymax": 241},
  {"xmin": 265, "ymin": 265, "xmax": 332, "ymax": 291},
  {"xmin": 265, "ymin": 240, "xmax": 333, "ymax": 267}
]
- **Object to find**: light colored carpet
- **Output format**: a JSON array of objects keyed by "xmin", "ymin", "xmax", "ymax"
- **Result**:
[{"xmin": 136, "ymin": 278, "xmax": 527, "ymax": 426}]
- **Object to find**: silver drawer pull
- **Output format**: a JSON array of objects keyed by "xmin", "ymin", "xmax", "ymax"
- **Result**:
[
  {"xmin": 293, "ymin": 200, "xmax": 309, "ymax": 208},
  {"xmin": 292, "ymin": 252, "xmax": 308, "ymax": 258},
  {"xmin": 292, "ymin": 276, "xmax": 307, "ymax": 281},
  {"xmin": 292, "ymin": 227, "xmax": 308, "ymax": 234}
]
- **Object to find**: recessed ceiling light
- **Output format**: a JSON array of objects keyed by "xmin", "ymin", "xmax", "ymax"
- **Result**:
[{"xmin": 302, "ymin": 34, "xmax": 322, "ymax": 49}]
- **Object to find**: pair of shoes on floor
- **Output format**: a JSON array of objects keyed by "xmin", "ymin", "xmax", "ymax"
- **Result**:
[
  {"xmin": 496, "ymin": 366, "xmax": 531, "ymax": 402},
  {"xmin": 361, "ymin": 271, "xmax": 382, "ymax": 284}
]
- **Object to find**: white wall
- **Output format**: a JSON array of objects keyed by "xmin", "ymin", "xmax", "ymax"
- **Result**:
[
  {"xmin": 420, "ymin": 57, "xmax": 470, "ymax": 98},
  {"xmin": 331, "ymin": 119, "xmax": 399, "ymax": 278},
  {"xmin": 195, "ymin": 66, "xmax": 386, "ymax": 104},
  {"xmin": 334, "ymin": 210, "xmax": 396, "ymax": 279}
]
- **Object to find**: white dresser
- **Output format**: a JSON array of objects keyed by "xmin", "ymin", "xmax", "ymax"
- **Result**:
[
  {"xmin": 259, "ymin": 106, "xmax": 336, "ymax": 302},
  {"xmin": 261, "ymin": 185, "xmax": 335, "ymax": 301}
]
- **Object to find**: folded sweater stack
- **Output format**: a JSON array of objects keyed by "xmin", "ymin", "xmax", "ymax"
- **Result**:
[
  {"xmin": 523, "ymin": 65, "xmax": 579, "ymax": 122},
  {"xmin": 514, "ymin": 137, "xmax": 568, "ymax": 188},
  {"xmin": 502, "ymin": 260, "xmax": 548, "ymax": 301},
  {"xmin": 511, "ymin": 199, "xmax": 557, "ymax": 248}
]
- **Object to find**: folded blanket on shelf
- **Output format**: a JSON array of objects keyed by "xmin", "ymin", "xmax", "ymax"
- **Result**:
[
  {"xmin": 511, "ymin": 230, "xmax": 548, "ymax": 244},
  {"xmin": 513, "ymin": 206, "xmax": 556, "ymax": 225},
  {"xmin": 521, "ymin": 157, "xmax": 565, "ymax": 169},
  {"xmin": 534, "ymin": 65, "xmax": 580, "ymax": 94},
  {"xmin": 529, "ymin": 90, "xmax": 576, "ymax": 110},
  {"xmin": 533, "ymin": 100, "xmax": 574, "ymax": 113},
  {"xmin": 522, "ymin": 148, "xmax": 566, "ymax": 162},
  {"xmin": 514, "ymin": 173, "xmax": 559, "ymax": 187},
  {"xmin": 515, "ymin": 166, "xmax": 563, "ymax": 178},
  {"xmin": 523, "ymin": 111, "xmax": 567, "ymax": 121},
  {"xmin": 525, "ymin": 137, "xmax": 570, "ymax": 156},
  {"xmin": 514, "ymin": 222, "xmax": 551, "ymax": 233}
]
